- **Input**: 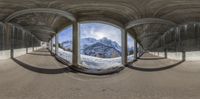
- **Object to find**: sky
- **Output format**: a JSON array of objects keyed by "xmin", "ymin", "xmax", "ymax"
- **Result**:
[{"xmin": 58, "ymin": 23, "xmax": 135, "ymax": 47}]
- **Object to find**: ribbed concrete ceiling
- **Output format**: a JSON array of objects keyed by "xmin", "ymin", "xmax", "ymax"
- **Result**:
[{"xmin": 0, "ymin": 0, "xmax": 200, "ymax": 46}]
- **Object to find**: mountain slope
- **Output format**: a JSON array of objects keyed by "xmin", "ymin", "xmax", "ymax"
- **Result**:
[
  {"xmin": 60, "ymin": 37, "xmax": 125, "ymax": 58},
  {"xmin": 83, "ymin": 42, "xmax": 121, "ymax": 58}
]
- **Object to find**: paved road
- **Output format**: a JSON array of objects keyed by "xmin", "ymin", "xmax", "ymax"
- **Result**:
[{"xmin": 0, "ymin": 48, "xmax": 200, "ymax": 99}]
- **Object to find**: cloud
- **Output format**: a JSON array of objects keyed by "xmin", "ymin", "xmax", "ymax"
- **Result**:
[
  {"xmin": 80, "ymin": 23, "xmax": 122, "ymax": 45},
  {"xmin": 58, "ymin": 26, "xmax": 72, "ymax": 43},
  {"xmin": 128, "ymin": 34, "xmax": 135, "ymax": 48},
  {"xmin": 58, "ymin": 23, "xmax": 135, "ymax": 48}
]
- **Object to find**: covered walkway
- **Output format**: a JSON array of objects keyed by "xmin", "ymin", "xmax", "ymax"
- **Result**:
[
  {"xmin": 0, "ymin": 0, "xmax": 200, "ymax": 99},
  {"xmin": 0, "ymin": 48, "xmax": 200, "ymax": 99}
]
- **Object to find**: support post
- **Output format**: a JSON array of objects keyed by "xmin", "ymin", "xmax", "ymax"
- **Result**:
[
  {"xmin": 134, "ymin": 40, "xmax": 138, "ymax": 60},
  {"xmin": 10, "ymin": 24, "xmax": 14, "ymax": 58},
  {"xmin": 121, "ymin": 29, "xmax": 128, "ymax": 65},
  {"xmin": 164, "ymin": 49, "xmax": 167, "ymax": 58},
  {"xmin": 50, "ymin": 39, "xmax": 53, "ymax": 53},
  {"xmin": 55, "ymin": 33, "xmax": 59, "ymax": 55},
  {"xmin": 32, "ymin": 36, "xmax": 34, "ymax": 51},
  {"xmin": 72, "ymin": 22, "xmax": 80, "ymax": 66},
  {"xmin": 25, "ymin": 32, "xmax": 28, "ymax": 54}
]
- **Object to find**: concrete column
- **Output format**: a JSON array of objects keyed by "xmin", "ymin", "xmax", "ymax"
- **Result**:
[
  {"xmin": 32, "ymin": 36, "xmax": 34, "ymax": 51},
  {"xmin": 50, "ymin": 39, "xmax": 53, "ymax": 53},
  {"xmin": 10, "ymin": 24, "xmax": 14, "ymax": 58},
  {"xmin": 55, "ymin": 33, "xmax": 59, "ymax": 55},
  {"xmin": 121, "ymin": 29, "xmax": 128, "ymax": 65},
  {"xmin": 164, "ymin": 49, "xmax": 167, "ymax": 58},
  {"xmin": 48, "ymin": 41, "xmax": 50, "ymax": 50},
  {"xmin": 72, "ymin": 22, "xmax": 80, "ymax": 66},
  {"xmin": 134, "ymin": 40, "xmax": 138, "ymax": 60},
  {"xmin": 3, "ymin": 23, "xmax": 11, "ymax": 56},
  {"xmin": 182, "ymin": 51, "xmax": 186, "ymax": 61},
  {"xmin": 25, "ymin": 32, "xmax": 28, "ymax": 54}
]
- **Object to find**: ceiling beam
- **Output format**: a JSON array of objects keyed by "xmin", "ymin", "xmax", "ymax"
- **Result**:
[
  {"xmin": 126, "ymin": 18, "xmax": 177, "ymax": 29},
  {"xmin": 34, "ymin": 35, "xmax": 51, "ymax": 41},
  {"xmin": 24, "ymin": 25, "xmax": 56, "ymax": 34},
  {"xmin": 4, "ymin": 8, "xmax": 76, "ymax": 22}
]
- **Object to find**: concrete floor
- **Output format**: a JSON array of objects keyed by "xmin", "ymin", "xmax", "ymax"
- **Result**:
[{"xmin": 0, "ymin": 48, "xmax": 200, "ymax": 99}]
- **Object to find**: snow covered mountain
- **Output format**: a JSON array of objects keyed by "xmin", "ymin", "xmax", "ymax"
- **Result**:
[
  {"xmin": 99, "ymin": 37, "xmax": 121, "ymax": 52},
  {"xmin": 61, "ymin": 41, "xmax": 72, "ymax": 51},
  {"xmin": 83, "ymin": 42, "xmax": 121, "ymax": 58},
  {"xmin": 80, "ymin": 38, "xmax": 98, "ymax": 51},
  {"xmin": 61, "ymin": 37, "xmax": 125, "ymax": 58}
]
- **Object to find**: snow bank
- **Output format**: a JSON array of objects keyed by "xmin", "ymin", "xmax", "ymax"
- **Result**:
[{"xmin": 57, "ymin": 48, "xmax": 135, "ymax": 69}]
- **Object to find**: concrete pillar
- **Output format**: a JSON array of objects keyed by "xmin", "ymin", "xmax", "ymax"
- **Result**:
[
  {"xmin": 25, "ymin": 32, "xmax": 28, "ymax": 54},
  {"xmin": 32, "ymin": 36, "xmax": 34, "ymax": 51},
  {"xmin": 50, "ymin": 39, "xmax": 53, "ymax": 53},
  {"xmin": 3, "ymin": 23, "xmax": 11, "ymax": 56},
  {"xmin": 164, "ymin": 49, "xmax": 167, "ymax": 58},
  {"xmin": 134, "ymin": 40, "xmax": 138, "ymax": 60},
  {"xmin": 10, "ymin": 24, "xmax": 14, "ymax": 58},
  {"xmin": 182, "ymin": 51, "xmax": 186, "ymax": 61},
  {"xmin": 48, "ymin": 41, "xmax": 50, "ymax": 50},
  {"xmin": 55, "ymin": 33, "xmax": 59, "ymax": 55},
  {"xmin": 121, "ymin": 29, "xmax": 128, "ymax": 65},
  {"xmin": 72, "ymin": 22, "xmax": 80, "ymax": 66}
]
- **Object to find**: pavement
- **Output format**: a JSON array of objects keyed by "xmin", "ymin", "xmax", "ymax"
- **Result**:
[{"xmin": 0, "ymin": 48, "xmax": 200, "ymax": 99}]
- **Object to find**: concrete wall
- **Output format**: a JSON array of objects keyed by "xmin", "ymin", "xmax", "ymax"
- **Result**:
[
  {"xmin": 0, "ymin": 50, "xmax": 10, "ymax": 60},
  {"xmin": 148, "ymin": 23, "xmax": 200, "ymax": 61},
  {"xmin": 0, "ymin": 23, "xmax": 43, "ymax": 60},
  {"xmin": 0, "ymin": 46, "xmax": 43, "ymax": 60},
  {"xmin": 13, "ymin": 48, "xmax": 27, "ymax": 58},
  {"xmin": 150, "ymin": 51, "xmax": 200, "ymax": 61},
  {"xmin": 13, "ymin": 46, "xmax": 43, "ymax": 58}
]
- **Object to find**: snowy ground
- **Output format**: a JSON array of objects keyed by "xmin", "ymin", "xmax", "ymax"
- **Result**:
[
  {"xmin": 57, "ymin": 48, "xmax": 135, "ymax": 69},
  {"xmin": 57, "ymin": 48, "xmax": 72, "ymax": 63}
]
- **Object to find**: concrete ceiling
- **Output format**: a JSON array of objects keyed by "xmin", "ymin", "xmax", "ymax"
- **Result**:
[{"xmin": 0, "ymin": 0, "xmax": 200, "ymax": 49}]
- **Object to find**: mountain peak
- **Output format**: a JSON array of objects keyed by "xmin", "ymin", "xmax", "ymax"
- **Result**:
[{"xmin": 60, "ymin": 37, "xmax": 123, "ymax": 58}]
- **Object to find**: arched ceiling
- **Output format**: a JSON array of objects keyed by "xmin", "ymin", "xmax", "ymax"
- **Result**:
[{"xmin": 0, "ymin": 0, "xmax": 200, "ymax": 47}]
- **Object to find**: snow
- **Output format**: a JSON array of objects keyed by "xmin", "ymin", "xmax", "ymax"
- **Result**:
[
  {"xmin": 128, "ymin": 54, "xmax": 135, "ymax": 62},
  {"xmin": 57, "ymin": 48, "xmax": 135, "ymax": 69},
  {"xmin": 57, "ymin": 48, "xmax": 72, "ymax": 63},
  {"xmin": 61, "ymin": 37, "xmax": 122, "ymax": 55}
]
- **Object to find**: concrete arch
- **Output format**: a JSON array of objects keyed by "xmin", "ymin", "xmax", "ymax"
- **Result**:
[
  {"xmin": 78, "ymin": 17, "xmax": 125, "ymax": 29},
  {"xmin": 79, "ymin": 20, "xmax": 124, "ymax": 30},
  {"xmin": 24, "ymin": 26, "xmax": 56, "ymax": 34},
  {"xmin": 126, "ymin": 18, "xmax": 177, "ymax": 29},
  {"xmin": 4, "ymin": 8, "xmax": 76, "ymax": 22}
]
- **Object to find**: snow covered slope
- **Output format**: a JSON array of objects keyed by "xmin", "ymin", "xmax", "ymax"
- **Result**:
[
  {"xmin": 58, "ymin": 48, "xmax": 135, "ymax": 69},
  {"xmin": 61, "ymin": 37, "xmax": 122, "ymax": 58}
]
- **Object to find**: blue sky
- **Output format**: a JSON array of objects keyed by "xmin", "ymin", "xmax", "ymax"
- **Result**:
[
  {"xmin": 58, "ymin": 26, "xmax": 72, "ymax": 43},
  {"xmin": 58, "ymin": 23, "xmax": 134, "ymax": 47}
]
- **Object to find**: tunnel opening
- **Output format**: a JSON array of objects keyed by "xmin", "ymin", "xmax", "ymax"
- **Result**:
[{"xmin": 50, "ymin": 21, "xmax": 139, "ymax": 74}]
